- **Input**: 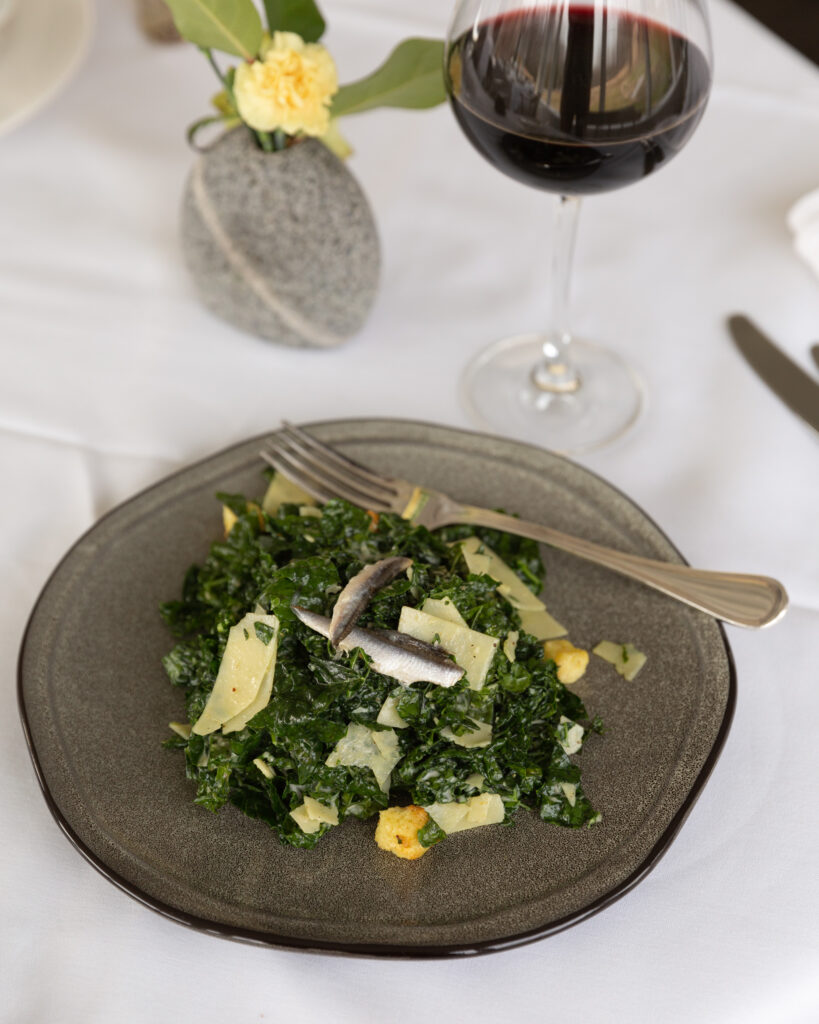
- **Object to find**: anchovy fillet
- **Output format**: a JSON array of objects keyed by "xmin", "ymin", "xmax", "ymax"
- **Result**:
[
  {"xmin": 292, "ymin": 606, "xmax": 464, "ymax": 688},
  {"xmin": 328, "ymin": 556, "xmax": 413, "ymax": 646}
]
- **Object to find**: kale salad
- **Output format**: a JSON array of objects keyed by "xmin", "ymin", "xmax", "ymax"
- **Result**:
[{"xmin": 160, "ymin": 472, "xmax": 602, "ymax": 857}]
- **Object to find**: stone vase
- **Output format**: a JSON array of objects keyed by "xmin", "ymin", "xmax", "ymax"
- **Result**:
[{"xmin": 180, "ymin": 128, "xmax": 381, "ymax": 348}]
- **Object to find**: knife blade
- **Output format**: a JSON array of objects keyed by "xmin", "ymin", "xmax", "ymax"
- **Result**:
[{"xmin": 727, "ymin": 315, "xmax": 819, "ymax": 435}]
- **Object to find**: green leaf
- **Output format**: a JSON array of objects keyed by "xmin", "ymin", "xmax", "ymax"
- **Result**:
[
  {"xmin": 164, "ymin": 0, "xmax": 263, "ymax": 59},
  {"xmin": 161, "ymin": 476, "xmax": 602, "ymax": 850},
  {"xmin": 332, "ymin": 38, "xmax": 446, "ymax": 118},
  {"xmin": 254, "ymin": 622, "xmax": 275, "ymax": 645},
  {"xmin": 262, "ymin": 0, "xmax": 326, "ymax": 42},
  {"xmin": 210, "ymin": 89, "xmax": 237, "ymax": 118},
  {"xmin": 418, "ymin": 817, "xmax": 446, "ymax": 848},
  {"xmin": 319, "ymin": 119, "xmax": 353, "ymax": 160}
]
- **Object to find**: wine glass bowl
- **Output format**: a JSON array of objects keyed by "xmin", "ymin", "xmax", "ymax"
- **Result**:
[{"xmin": 444, "ymin": 0, "xmax": 713, "ymax": 452}]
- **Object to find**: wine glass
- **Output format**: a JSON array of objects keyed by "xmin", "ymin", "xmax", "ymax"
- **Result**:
[{"xmin": 444, "ymin": 0, "xmax": 713, "ymax": 453}]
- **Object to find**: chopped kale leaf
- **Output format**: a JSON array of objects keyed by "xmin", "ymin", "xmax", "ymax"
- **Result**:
[{"xmin": 160, "ymin": 481, "xmax": 600, "ymax": 849}]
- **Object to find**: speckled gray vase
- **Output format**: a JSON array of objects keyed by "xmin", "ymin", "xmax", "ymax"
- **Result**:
[{"xmin": 180, "ymin": 129, "xmax": 380, "ymax": 348}]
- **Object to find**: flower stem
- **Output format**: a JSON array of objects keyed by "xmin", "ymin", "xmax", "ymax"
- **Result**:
[
  {"xmin": 199, "ymin": 46, "xmax": 279, "ymax": 153},
  {"xmin": 200, "ymin": 46, "xmax": 234, "ymax": 102}
]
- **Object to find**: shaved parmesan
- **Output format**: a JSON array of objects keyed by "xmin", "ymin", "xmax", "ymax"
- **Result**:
[
  {"xmin": 290, "ymin": 796, "xmax": 339, "ymax": 834},
  {"xmin": 397, "ymin": 606, "xmax": 499, "ymax": 690},
  {"xmin": 253, "ymin": 757, "xmax": 274, "ymax": 779},
  {"xmin": 441, "ymin": 720, "xmax": 493, "ymax": 748},
  {"xmin": 290, "ymin": 805, "xmax": 320, "ymax": 834},
  {"xmin": 460, "ymin": 537, "xmax": 542, "ymax": 611},
  {"xmin": 424, "ymin": 793, "xmax": 505, "ymax": 834},
  {"xmin": 460, "ymin": 537, "xmax": 567, "ymax": 638},
  {"xmin": 222, "ymin": 619, "xmax": 280, "ymax": 733},
  {"xmin": 192, "ymin": 613, "xmax": 280, "ymax": 736},
  {"xmin": 303, "ymin": 796, "xmax": 339, "ymax": 825},
  {"xmin": 376, "ymin": 695, "xmax": 409, "ymax": 729},
  {"xmin": 556, "ymin": 716, "xmax": 584, "ymax": 755},
  {"xmin": 372, "ymin": 730, "xmax": 397, "ymax": 759},
  {"xmin": 503, "ymin": 630, "xmax": 519, "ymax": 662},
  {"xmin": 325, "ymin": 724, "xmax": 401, "ymax": 792},
  {"xmin": 462, "ymin": 549, "xmax": 492, "ymax": 578},
  {"xmin": 593, "ymin": 641, "xmax": 647, "ymax": 681},
  {"xmin": 222, "ymin": 505, "xmax": 238, "ymax": 536},
  {"xmin": 421, "ymin": 596, "xmax": 468, "ymax": 627},
  {"xmin": 261, "ymin": 474, "xmax": 317, "ymax": 515},
  {"xmin": 518, "ymin": 607, "xmax": 567, "ymax": 641}
]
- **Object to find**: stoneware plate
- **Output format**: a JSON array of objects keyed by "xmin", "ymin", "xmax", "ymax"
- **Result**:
[{"xmin": 18, "ymin": 419, "xmax": 735, "ymax": 957}]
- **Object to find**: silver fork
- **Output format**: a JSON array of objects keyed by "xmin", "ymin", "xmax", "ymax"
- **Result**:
[{"xmin": 261, "ymin": 422, "xmax": 788, "ymax": 629}]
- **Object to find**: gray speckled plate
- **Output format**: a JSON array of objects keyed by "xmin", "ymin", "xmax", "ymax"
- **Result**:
[{"xmin": 18, "ymin": 419, "xmax": 735, "ymax": 957}]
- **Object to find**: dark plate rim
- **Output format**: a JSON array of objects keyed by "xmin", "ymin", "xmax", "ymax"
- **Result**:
[{"xmin": 17, "ymin": 417, "xmax": 737, "ymax": 958}]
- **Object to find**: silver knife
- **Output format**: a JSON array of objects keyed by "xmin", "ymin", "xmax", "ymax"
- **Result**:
[{"xmin": 728, "ymin": 315, "xmax": 819, "ymax": 435}]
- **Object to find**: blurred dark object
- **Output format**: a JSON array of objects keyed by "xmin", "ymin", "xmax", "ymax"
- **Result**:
[
  {"xmin": 732, "ymin": 0, "xmax": 819, "ymax": 65},
  {"xmin": 135, "ymin": 0, "xmax": 180, "ymax": 43},
  {"xmin": 130, "ymin": 0, "xmax": 817, "ymax": 61}
]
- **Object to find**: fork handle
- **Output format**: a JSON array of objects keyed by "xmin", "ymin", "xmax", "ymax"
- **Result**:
[{"xmin": 456, "ymin": 506, "xmax": 788, "ymax": 629}]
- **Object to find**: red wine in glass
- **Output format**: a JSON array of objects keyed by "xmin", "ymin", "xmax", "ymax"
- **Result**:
[
  {"xmin": 445, "ymin": 0, "xmax": 713, "ymax": 451},
  {"xmin": 449, "ymin": 6, "xmax": 710, "ymax": 195}
]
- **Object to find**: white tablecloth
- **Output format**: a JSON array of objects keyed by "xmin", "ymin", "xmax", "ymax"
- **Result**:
[{"xmin": 2, "ymin": 1, "xmax": 818, "ymax": 1020}]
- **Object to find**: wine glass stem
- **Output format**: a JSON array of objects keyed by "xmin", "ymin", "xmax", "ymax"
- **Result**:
[{"xmin": 532, "ymin": 194, "xmax": 582, "ymax": 394}]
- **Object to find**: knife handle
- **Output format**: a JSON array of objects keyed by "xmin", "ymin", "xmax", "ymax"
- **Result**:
[{"xmin": 456, "ymin": 506, "xmax": 788, "ymax": 628}]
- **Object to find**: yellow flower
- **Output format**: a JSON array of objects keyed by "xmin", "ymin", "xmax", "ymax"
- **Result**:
[{"xmin": 234, "ymin": 31, "xmax": 338, "ymax": 138}]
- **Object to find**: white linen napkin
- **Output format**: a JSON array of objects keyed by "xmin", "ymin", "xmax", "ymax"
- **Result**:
[{"xmin": 787, "ymin": 188, "xmax": 819, "ymax": 280}]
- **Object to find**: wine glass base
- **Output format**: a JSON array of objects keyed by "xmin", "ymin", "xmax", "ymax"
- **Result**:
[{"xmin": 460, "ymin": 334, "xmax": 643, "ymax": 455}]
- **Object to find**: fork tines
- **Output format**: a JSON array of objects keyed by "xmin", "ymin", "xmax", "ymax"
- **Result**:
[{"xmin": 260, "ymin": 422, "xmax": 400, "ymax": 513}]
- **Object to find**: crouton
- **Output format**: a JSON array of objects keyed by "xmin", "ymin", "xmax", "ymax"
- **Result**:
[
  {"xmin": 374, "ymin": 805, "xmax": 430, "ymax": 860},
  {"xmin": 544, "ymin": 639, "xmax": 589, "ymax": 684}
]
